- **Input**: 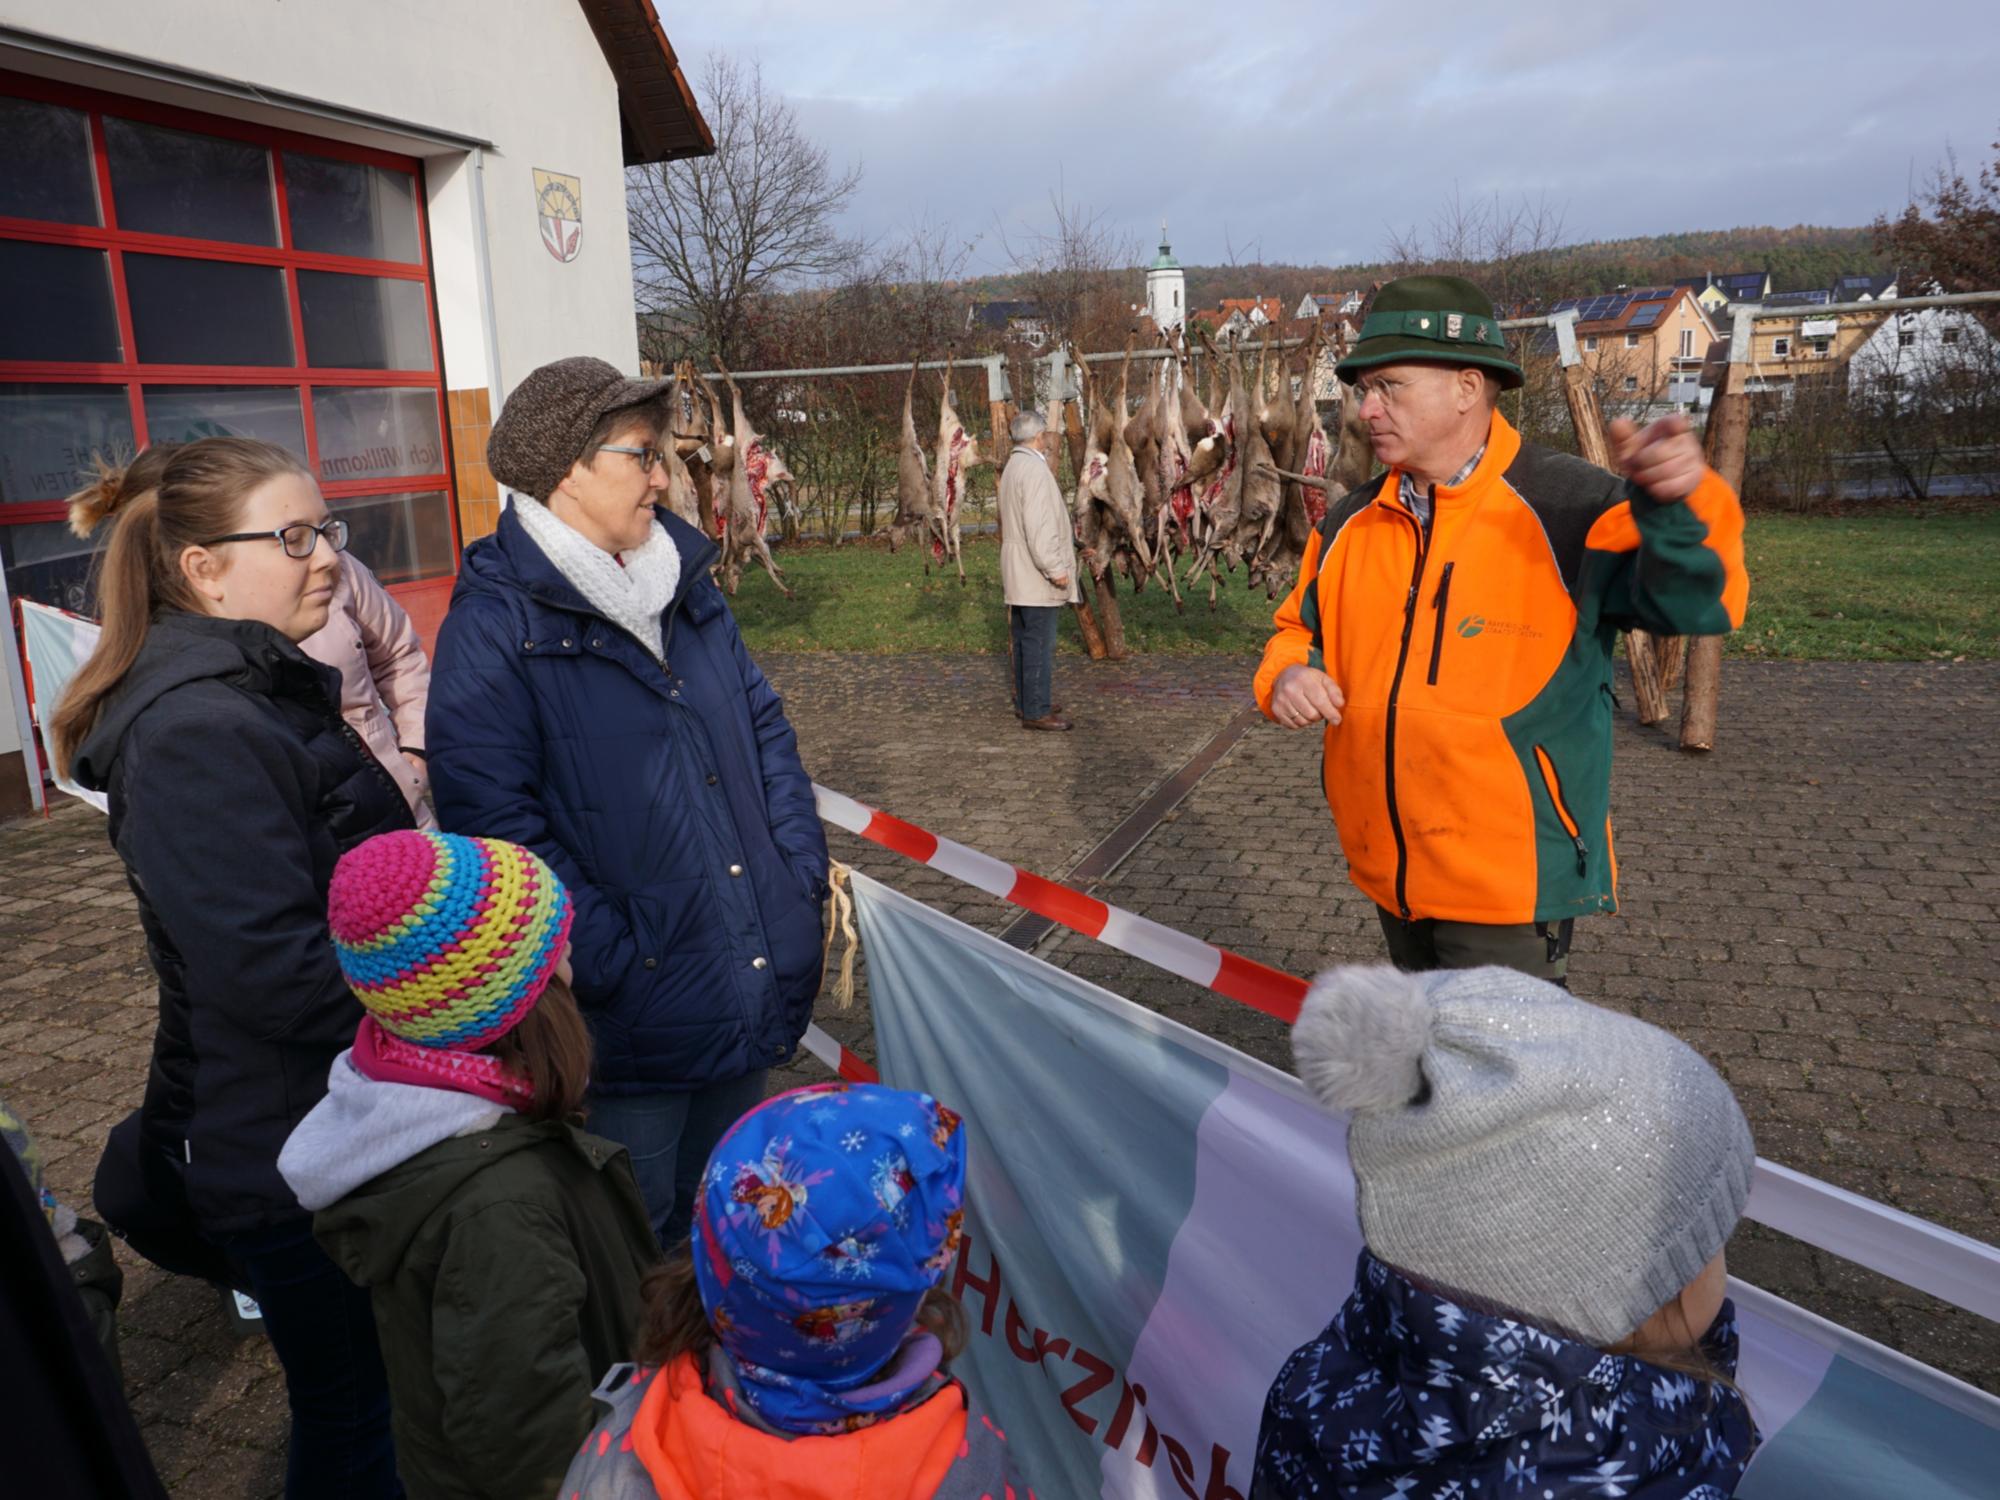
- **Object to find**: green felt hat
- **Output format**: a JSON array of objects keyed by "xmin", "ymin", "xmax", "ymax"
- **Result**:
[{"xmin": 1336, "ymin": 275, "xmax": 1525, "ymax": 390}]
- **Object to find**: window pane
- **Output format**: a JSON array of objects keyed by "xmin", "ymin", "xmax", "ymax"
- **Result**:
[
  {"xmin": 283, "ymin": 152, "xmax": 420, "ymax": 263},
  {"xmin": 0, "ymin": 242, "xmax": 121, "ymax": 363},
  {"xmin": 297, "ymin": 271, "xmax": 432, "ymax": 370},
  {"xmin": 0, "ymin": 384, "xmax": 135, "ymax": 504},
  {"xmin": 144, "ymin": 386, "xmax": 305, "ymax": 459},
  {"xmin": 0, "ymin": 96, "xmax": 100, "ymax": 225},
  {"xmin": 311, "ymin": 387, "xmax": 443, "ymax": 482},
  {"xmin": 103, "ymin": 115, "xmax": 276, "ymax": 245},
  {"xmin": 0, "ymin": 519, "xmax": 102, "ymax": 614},
  {"xmin": 124, "ymin": 254, "xmax": 293, "ymax": 366},
  {"xmin": 331, "ymin": 489, "xmax": 453, "ymax": 584}
]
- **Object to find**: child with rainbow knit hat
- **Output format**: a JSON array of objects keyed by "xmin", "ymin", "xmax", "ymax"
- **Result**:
[{"xmin": 279, "ymin": 828, "xmax": 659, "ymax": 1500}]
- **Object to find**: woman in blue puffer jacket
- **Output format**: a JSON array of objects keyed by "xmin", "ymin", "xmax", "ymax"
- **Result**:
[{"xmin": 427, "ymin": 357, "xmax": 827, "ymax": 1247}]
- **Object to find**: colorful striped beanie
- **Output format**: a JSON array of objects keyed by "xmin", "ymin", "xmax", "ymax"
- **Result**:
[{"xmin": 328, "ymin": 830, "xmax": 574, "ymax": 1051}]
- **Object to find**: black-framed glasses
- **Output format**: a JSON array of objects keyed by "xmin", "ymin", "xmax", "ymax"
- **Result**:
[
  {"xmin": 201, "ymin": 517, "xmax": 350, "ymax": 559},
  {"xmin": 598, "ymin": 443, "xmax": 665, "ymax": 472}
]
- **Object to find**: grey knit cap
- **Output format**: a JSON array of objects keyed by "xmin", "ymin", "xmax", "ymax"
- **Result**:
[
  {"xmin": 1292, "ymin": 964, "xmax": 1754, "ymax": 1346},
  {"xmin": 486, "ymin": 356, "xmax": 662, "ymax": 501}
]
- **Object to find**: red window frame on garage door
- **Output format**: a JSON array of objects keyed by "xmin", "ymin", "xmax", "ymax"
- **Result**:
[{"xmin": 0, "ymin": 67, "xmax": 460, "ymax": 637}]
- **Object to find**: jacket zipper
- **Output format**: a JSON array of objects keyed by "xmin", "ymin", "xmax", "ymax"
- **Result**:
[
  {"xmin": 1425, "ymin": 561, "xmax": 1455, "ymax": 687},
  {"xmin": 1383, "ymin": 487, "xmax": 1432, "ymax": 921},
  {"xmin": 1533, "ymin": 744, "xmax": 1590, "ymax": 875}
]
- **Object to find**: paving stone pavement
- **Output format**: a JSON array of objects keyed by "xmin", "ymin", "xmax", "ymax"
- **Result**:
[{"xmin": 2, "ymin": 649, "xmax": 1994, "ymax": 1494}]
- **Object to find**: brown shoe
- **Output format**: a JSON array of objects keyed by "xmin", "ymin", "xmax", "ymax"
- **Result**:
[
  {"xmin": 1013, "ymin": 703, "xmax": 1064, "ymax": 718},
  {"xmin": 1021, "ymin": 714, "xmax": 1073, "ymax": 732}
]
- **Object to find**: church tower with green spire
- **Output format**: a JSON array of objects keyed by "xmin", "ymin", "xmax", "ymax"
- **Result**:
[{"xmin": 1145, "ymin": 220, "xmax": 1185, "ymax": 333}]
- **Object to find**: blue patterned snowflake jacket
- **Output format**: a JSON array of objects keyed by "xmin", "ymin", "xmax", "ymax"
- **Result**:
[{"xmin": 1253, "ymin": 1251, "xmax": 1758, "ymax": 1500}]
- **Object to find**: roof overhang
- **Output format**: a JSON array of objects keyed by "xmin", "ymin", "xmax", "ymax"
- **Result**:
[{"xmin": 575, "ymin": 0, "xmax": 715, "ymax": 164}]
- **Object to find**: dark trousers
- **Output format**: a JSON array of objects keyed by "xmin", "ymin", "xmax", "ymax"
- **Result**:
[
  {"xmin": 586, "ymin": 1069, "xmax": 769, "ymax": 1248},
  {"xmin": 213, "ymin": 1218, "xmax": 401, "ymax": 1500},
  {"xmin": 1376, "ymin": 907, "xmax": 1573, "ymax": 985},
  {"xmin": 1009, "ymin": 605, "xmax": 1059, "ymax": 719}
]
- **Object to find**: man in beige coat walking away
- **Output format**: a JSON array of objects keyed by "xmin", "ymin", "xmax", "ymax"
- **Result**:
[{"xmin": 997, "ymin": 409, "xmax": 1079, "ymax": 730}]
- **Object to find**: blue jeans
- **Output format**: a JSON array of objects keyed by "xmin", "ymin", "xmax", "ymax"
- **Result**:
[
  {"xmin": 587, "ymin": 1070, "xmax": 768, "ymax": 1246},
  {"xmin": 1010, "ymin": 605, "xmax": 1059, "ymax": 719},
  {"xmin": 213, "ymin": 1218, "xmax": 401, "ymax": 1500}
]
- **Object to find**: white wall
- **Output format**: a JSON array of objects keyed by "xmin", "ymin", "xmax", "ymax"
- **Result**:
[{"xmin": 0, "ymin": 0, "xmax": 648, "ymax": 393}]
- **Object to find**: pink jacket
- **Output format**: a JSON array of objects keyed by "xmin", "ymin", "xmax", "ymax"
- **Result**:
[{"xmin": 299, "ymin": 554, "xmax": 435, "ymax": 827}]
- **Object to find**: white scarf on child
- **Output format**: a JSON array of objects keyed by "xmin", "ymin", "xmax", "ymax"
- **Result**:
[{"xmin": 512, "ymin": 494, "xmax": 681, "ymax": 662}]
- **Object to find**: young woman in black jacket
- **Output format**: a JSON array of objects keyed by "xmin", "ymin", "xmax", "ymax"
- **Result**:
[{"xmin": 54, "ymin": 438, "xmax": 413, "ymax": 1499}]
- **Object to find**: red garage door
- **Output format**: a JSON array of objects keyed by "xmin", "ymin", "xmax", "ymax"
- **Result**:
[{"xmin": 0, "ymin": 70, "xmax": 460, "ymax": 641}]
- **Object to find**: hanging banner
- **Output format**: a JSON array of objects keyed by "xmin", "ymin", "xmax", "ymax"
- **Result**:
[
  {"xmin": 17, "ymin": 599, "xmax": 105, "ymax": 812},
  {"xmin": 851, "ymin": 871, "xmax": 2000, "ymax": 1500}
]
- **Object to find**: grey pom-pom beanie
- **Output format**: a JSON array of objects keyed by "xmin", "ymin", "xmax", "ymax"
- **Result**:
[{"xmin": 1292, "ymin": 964, "xmax": 1754, "ymax": 1347}]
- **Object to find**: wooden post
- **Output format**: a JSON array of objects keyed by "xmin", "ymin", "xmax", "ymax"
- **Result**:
[
  {"xmin": 1626, "ymin": 629, "xmax": 1670, "ymax": 725},
  {"xmin": 1093, "ymin": 569, "xmax": 1130, "ymax": 659},
  {"xmin": 1063, "ymin": 398, "xmax": 1087, "ymax": 479},
  {"xmin": 1561, "ymin": 364, "xmax": 1613, "ymax": 469},
  {"xmin": 1658, "ymin": 634, "xmax": 1687, "ymax": 691},
  {"xmin": 1563, "ymin": 361, "xmax": 1670, "ymax": 725},
  {"xmin": 989, "ymin": 398, "xmax": 1012, "ymax": 470},
  {"xmin": 1071, "ymin": 596, "xmax": 1109, "ymax": 659},
  {"xmin": 1682, "ymin": 352, "xmax": 1751, "ymax": 752}
]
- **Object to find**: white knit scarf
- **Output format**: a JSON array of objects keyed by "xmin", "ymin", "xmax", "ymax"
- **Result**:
[{"xmin": 512, "ymin": 495, "xmax": 681, "ymax": 662}]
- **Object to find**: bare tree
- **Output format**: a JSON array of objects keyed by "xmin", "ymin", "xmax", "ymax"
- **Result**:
[
  {"xmin": 997, "ymin": 184, "xmax": 1140, "ymax": 351},
  {"xmin": 1382, "ymin": 188, "xmax": 1574, "ymax": 440},
  {"xmin": 1384, "ymin": 187, "xmax": 1571, "ymax": 314},
  {"xmin": 627, "ymin": 54, "xmax": 865, "ymax": 367}
]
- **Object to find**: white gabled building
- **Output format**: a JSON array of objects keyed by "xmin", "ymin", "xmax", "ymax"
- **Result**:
[
  {"xmin": 1848, "ymin": 305, "xmax": 2000, "ymax": 404},
  {"xmin": 0, "ymin": 0, "xmax": 713, "ymax": 813}
]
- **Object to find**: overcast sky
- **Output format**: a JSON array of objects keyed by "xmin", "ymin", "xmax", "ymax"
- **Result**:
[{"xmin": 655, "ymin": 0, "xmax": 1995, "ymax": 274}]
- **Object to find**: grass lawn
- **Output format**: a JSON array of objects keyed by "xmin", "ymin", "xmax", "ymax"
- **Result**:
[
  {"xmin": 728, "ymin": 507, "xmax": 1999, "ymax": 661},
  {"xmin": 1734, "ymin": 508, "xmax": 1998, "ymax": 660}
]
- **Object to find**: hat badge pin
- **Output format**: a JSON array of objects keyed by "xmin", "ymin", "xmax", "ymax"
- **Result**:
[{"xmin": 1447, "ymin": 312, "xmax": 1464, "ymax": 339}]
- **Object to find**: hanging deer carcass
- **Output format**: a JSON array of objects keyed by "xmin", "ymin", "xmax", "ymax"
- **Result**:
[
  {"xmin": 1071, "ymin": 339, "xmax": 1153, "ymax": 588},
  {"xmin": 886, "ymin": 357, "xmax": 932, "ymax": 558},
  {"xmin": 929, "ymin": 351, "xmax": 980, "ymax": 585},
  {"xmin": 712, "ymin": 361, "xmax": 793, "ymax": 598}
]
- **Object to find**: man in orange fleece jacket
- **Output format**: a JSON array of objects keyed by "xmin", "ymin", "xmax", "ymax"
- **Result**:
[{"xmin": 1256, "ymin": 275, "xmax": 1748, "ymax": 983}]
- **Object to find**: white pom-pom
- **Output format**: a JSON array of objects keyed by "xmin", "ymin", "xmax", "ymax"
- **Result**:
[{"xmin": 1292, "ymin": 965, "xmax": 1434, "ymax": 1114}]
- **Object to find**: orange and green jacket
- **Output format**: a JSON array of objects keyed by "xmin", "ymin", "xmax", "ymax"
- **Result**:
[{"xmin": 1253, "ymin": 410, "xmax": 1747, "ymax": 926}]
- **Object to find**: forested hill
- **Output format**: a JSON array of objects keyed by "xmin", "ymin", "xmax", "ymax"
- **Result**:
[{"xmin": 964, "ymin": 225, "xmax": 1890, "ymax": 309}]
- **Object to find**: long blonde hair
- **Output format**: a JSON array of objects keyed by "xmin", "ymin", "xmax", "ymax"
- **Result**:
[{"xmin": 50, "ymin": 437, "xmax": 312, "ymax": 775}]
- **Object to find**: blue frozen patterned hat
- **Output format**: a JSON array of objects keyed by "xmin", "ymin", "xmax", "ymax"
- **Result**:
[{"xmin": 692, "ymin": 1082, "xmax": 967, "ymax": 1426}]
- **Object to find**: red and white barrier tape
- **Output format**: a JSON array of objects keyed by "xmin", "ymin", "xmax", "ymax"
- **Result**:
[
  {"xmin": 812, "ymin": 784, "xmax": 1306, "ymax": 1021},
  {"xmin": 799, "ymin": 1018, "xmax": 877, "ymax": 1083},
  {"xmin": 801, "ymin": 781, "xmax": 2000, "ymax": 1323}
]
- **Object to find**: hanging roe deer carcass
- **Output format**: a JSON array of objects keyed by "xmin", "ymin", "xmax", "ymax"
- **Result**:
[
  {"xmin": 1183, "ymin": 327, "xmax": 1248, "ymax": 606},
  {"xmin": 1254, "ymin": 325, "xmax": 1377, "ymax": 597},
  {"xmin": 929, "ymin": 350, "xmax": 980, "ymax": 585},
  {"xmin": 886, "ymin": 357, "xmax": 932, "ymax": 559},
  {"xmin": 712, "ymin": 361, "xmax": 793, "ymax": 598}
]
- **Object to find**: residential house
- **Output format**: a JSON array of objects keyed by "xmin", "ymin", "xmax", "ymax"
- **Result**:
[
  {"xmin": 1193, "ymin": 295, "xmax": 1286, "ymax": 345},
  {"xmin": 1848, "ymin": 304, "xmax": 2000, "ymax": 404},
  {"xmin": 1548, "ymin": 286, "xmax": 1717, "ymax": 407},
  {"xmin": 1673, "ymin": 271, "xmax": 1772, "ymax": 318},
  {"xmin": 1294, "ymin": 288, "xmax": 1367, "ymax": 322},
  {"xmin": 1830, "ymin": 270, "xmax": 1899, "ymax": 303},
  {"xmin": 1742, "ymin": 290, "xmax": 1882, "ymax": 395},
  {"xmin": 966, "ymin": 299, "xmax": 1050, "ymax": 348}
]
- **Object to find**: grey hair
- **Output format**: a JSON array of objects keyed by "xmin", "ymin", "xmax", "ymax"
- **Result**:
[{"xmin": 1009, "ymin": 409, "xmax": 1049, "ymax": 443}]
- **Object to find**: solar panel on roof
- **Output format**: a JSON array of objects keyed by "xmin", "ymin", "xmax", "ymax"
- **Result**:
[{"xmin": 1629, "ymin": 305, "xmax": 1664, "ymax": 327}]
